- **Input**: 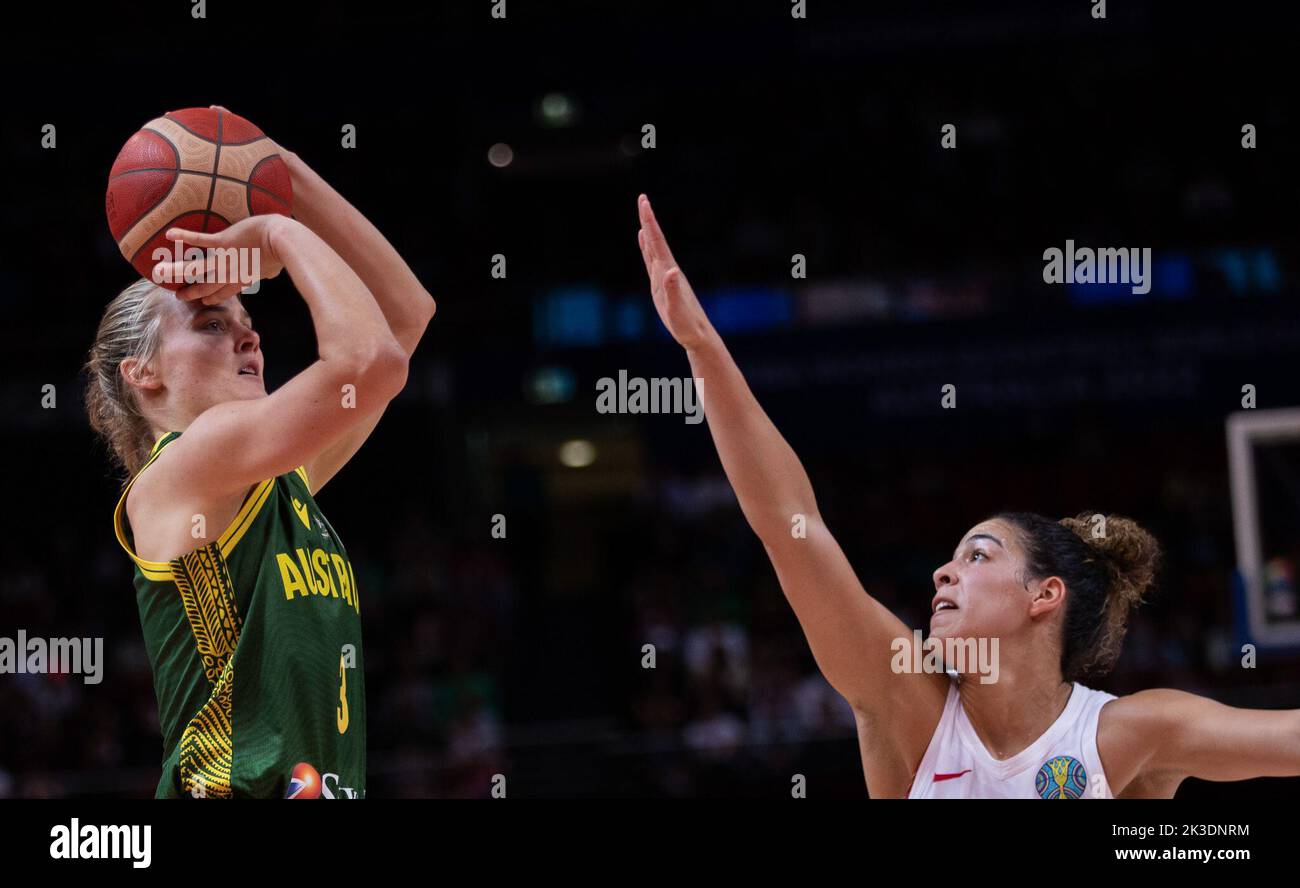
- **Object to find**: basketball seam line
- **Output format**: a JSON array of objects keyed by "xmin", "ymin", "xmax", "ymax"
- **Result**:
[
  {"xmin": 107, "ymin": 167, "xmax": 291, "ymax": 207},
  {"xmin": 157, "ymin": 113, "xmax": 268, "ymax": 147},
  {"xmin": 126, "ymin": 211, "xmax": 239, "ymax": 267},
  {"xmin": 111, "ymin": 127, "xmax": 183, "ymax": 248},
  {"xmin": 246, "ymin": 155, "xmax": 281, "ymax": 218},
  {"xmin": 203, "ymin": 111, "xmax": 223, "ymax": 232}
]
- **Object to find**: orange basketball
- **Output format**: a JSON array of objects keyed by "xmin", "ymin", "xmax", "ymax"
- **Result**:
[{"xmin": 105, "ymin": 107, "xmax": 293, "ymax": 289}]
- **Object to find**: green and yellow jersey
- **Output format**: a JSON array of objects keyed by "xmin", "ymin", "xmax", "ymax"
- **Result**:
[{"xmin": 113, "ymin": 431, "xmax": 366, "ymax": 799}]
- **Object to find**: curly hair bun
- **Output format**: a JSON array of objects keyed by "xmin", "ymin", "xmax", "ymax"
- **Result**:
[
  {"xmin": 1059, "ymin": 512, "xmax": 1161, "ymax": 674},
  {"xmin": 1061, "ymin": 512, "xmax": 1161, "ymax": 609}
]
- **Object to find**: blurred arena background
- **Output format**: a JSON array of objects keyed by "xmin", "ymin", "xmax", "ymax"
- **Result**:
[{"xmin": 2, "ymin": 0, "xmax": 1299, "ymax": 797}]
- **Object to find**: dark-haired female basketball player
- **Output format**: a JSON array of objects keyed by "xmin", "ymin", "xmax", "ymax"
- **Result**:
[
  {"xmin": 85, "ymin": 114, "xmax": 434, "ymax": 798},
  {"xmin": 635, "ymin": 193, "xmax": 1300, "ymax": 798}
]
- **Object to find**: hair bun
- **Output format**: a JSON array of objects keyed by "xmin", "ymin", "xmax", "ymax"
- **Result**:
[{"xmin": 1060, "ymin": 512, "xmax": 1161, "ymax": 612}]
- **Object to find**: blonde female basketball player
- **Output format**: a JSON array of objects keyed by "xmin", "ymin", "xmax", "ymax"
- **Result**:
[
  {"xmin": 84, "ymin": 115, "xmax": 434, "ymax": 798},
  {"xmin": 635, "ymin": 193, "xmax": 1300, "ymax": 798}
]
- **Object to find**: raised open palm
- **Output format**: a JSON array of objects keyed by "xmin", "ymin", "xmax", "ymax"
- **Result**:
[{"xmin": 636, "ymin": 194, "xmax": 713, "ymax": 350}]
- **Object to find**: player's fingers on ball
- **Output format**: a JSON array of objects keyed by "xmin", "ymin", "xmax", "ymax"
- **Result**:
[
  {"xmin": 181, "ymin": 257, "xmax": 215, "ymax": 287},
  {"xmin": 175, "ymin": 287, "xmax": 203, "ymax": 303},
  {"xmin": 198, "ymin": 283, "xmax": 236, "ymax": 306},
  {"xmin": 152, "ymin": 260, "xmax": 183, "ymax": 283},
  {"xmin": 202, "ymin": 286, "xmax": 238, "ymax": 306},
  {"xmin": 196, "ymin": 289, "xmax": 230, "ymax": 310},
  {"xmin": 165, "ymin": 226, "xmax": 209, "ymax": 244},
  {"xmin": 182, "ymin": 276, "xmax": 226, "ymax": 302}
]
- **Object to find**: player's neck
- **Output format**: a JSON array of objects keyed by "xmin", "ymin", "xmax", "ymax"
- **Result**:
[{"xmin": 956, "ymin": 668, "xmax": 1073, "ymax": 761}]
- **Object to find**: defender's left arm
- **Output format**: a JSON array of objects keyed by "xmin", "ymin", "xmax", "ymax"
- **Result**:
[
  {"xmin": 1106, "ymin": 689, "xmax": 1300, "ymax": 789},
  {"xmin": 280, "ymin": 147, "xmax": 436, "ymax": 493}
]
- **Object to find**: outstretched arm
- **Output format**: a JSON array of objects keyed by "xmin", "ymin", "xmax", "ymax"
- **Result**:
[
  {"xmin": 1104, "ymin": 688, "xmax": 1300, "ymax": 792},
  {"xmin": 636, "ymin": 194, "xmax": 947, "ymax": 742}
]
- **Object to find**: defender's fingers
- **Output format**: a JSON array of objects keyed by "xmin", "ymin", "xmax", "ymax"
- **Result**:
[
  {"xmin": 638, "ymin": 195, "xmax": 677, "ymax": 268},
  {"xmin": 663, "ymin": 267, "xmax": 686, "ymax": 303},
  {"xmin": 637, "ymin": 229, "xmax": 656, "ymax": 281}
]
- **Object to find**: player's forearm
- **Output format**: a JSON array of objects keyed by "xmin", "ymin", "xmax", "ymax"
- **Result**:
[
  {"xmin": 685, "ymin": 330, "xmax": 820, "ymax": 545},
  {"xmin": 272, "ymin": 219, "xmax": 404, "ymax": 372},
  {"xmin": 1209, "ymin": 707, "xmax": 1300, "ymax": 780},
  {"xmin": 284, "ymin": 151, "xmax": 436, "ymax": 355}
]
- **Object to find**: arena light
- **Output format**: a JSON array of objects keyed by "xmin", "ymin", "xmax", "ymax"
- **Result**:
[
  {"xmin": 537, "ymin": 92, "xmax": 578, "ymax": 128},
  {"xmin": 487, "ymin": 142, "xmax": 514, "ymax": 168},
  {"xmin": 526, "ymin": 367, "xmax": 576, "ymax": 404},
  {"xmin": 558, "ymin": 439, "xmax": 597, "ymax": 468}
]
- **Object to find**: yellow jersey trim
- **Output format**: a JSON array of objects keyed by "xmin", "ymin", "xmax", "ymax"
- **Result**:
[
  {"xmin": 112, "ymin": 432, "xmax": 278, "ymax": 579},
  {"xmin": 294, "ymin": 465, "xmax": 310, "ymax": 488},
  {"xmin": 218, "ymin": 479, "xmax": 275, "ymax": 558}
]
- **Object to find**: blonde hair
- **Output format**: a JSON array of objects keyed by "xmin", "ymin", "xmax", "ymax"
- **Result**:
[{"xmin": 83, "ymin": 278, "xmax": 169, "ymax": 478}]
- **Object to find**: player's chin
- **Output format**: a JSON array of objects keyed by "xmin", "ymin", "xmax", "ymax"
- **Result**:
[
  {"xmin": 229, "ymin": 378, "xmax": 267, "ymax": 398},
  {"xmin": 927, "ymin": 611, "xmax": 960, "ymax": 640}
]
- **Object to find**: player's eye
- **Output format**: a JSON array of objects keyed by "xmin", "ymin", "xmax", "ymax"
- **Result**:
[
  {"xmin": 204, "ymin": 320, "xmax": 224, "ymax": 331},
  {"xmin": 970, "ymin": 550, "xmax": 987, "ymax": 562}
]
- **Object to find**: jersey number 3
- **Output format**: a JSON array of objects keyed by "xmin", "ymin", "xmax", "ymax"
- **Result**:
[{"xmin": 337, "ymin": 654, "xmax": 350, "ymax": 735}]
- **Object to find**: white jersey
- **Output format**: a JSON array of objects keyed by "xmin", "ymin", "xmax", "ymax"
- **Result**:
[{"xmin": 907, "ymin": 676, "xmax": 1116, "ymax": 799}]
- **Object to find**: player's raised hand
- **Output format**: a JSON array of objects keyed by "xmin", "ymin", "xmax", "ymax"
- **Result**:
[
  {"xmin": 153, "ymin": 215, "xmax": 289, "ymax": 305},
  {"xmin": 637, "ymin": 194, "xmax": 714, "ymax": 351}
]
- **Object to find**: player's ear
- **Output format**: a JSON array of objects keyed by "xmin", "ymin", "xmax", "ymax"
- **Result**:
[
  {"xmin": 1028, "ymin": 575, "xmax": 1067, "ymax": 618},
  {"xmin": 120, "ymin": 355, "xmax": 163, "ymax": 392}
]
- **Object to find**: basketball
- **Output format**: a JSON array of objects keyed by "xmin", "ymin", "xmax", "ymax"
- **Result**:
[{"xmin": 105, "ymin": 107, "xmax": 293, "ymax": 289}]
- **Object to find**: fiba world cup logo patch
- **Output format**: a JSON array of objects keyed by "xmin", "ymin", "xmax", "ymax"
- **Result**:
[{"xmin": 1035, "ymin": 755, "xmax": 1087, "ymax": 799}]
